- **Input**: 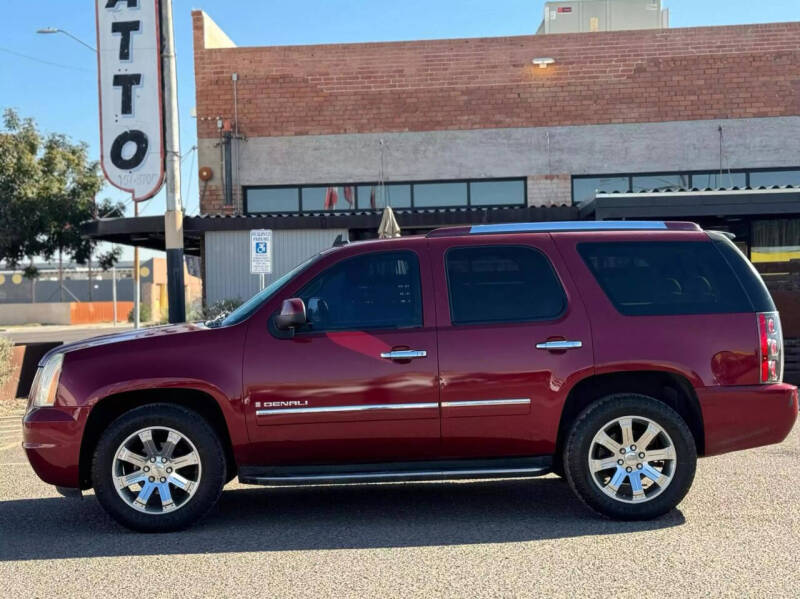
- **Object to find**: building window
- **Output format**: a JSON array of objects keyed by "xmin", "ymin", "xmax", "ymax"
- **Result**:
[
  {"xmin": 572, "ymin": 177, "xmax": 630, "ymax": 205},
  {"xmin": 632, "ymin": 174, "xmax": 690, "ymax": 192},
  {"xmin": 356, "ymin": 184, "xmax": 412, "ymax": 210},
  {"xmin": 302, "ymin": 186, "xmax": 356, "ymax": 212},
  {"xmin": 572, "ymin": 167, "xmax": 800, "ymax": 203},
  {"xmin": 749, "ymin": 169, "xmax": 800, "ymax": 188},
  {"xmin": 691, "ymin": 172, "xmax": 746, "ymax": 189},
  {"xmin": 246, "ymin": 187, "xmax": 299, "ymax": 213},
  {"xmin": 470, "ymin": 179, "xmax": 526, "ymax": 206},
  {"xmin": 245, "ymin": 178, "xmax": 525, "ymax": 214},
  {"xmin": 751, "ymin": 218, "xmax": 800, "ymax": 338},
  {"xmin": 414, "ymin": 182, "xmax": 468, "ymax": 208}
]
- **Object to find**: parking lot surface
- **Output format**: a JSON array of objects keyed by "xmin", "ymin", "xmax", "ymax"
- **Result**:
[{"xmin": 0, "ymin": 419, "xmax": 797, "ymax": 598}]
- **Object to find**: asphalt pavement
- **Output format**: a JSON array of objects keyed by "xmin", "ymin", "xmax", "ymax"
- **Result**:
[
  {"xmin": 0, "ymin": 418, "xmax": 797, "ymax": 598},
  {"xmin": 1, "ymin": 324, "xmax": 133, "ymax": 345}
]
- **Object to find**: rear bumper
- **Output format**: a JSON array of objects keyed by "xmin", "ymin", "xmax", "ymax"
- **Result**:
[
  {"xmin": 698, "ymin": 383, "xmax": 798, "ymax": 456},
  {"xmin": 22, "ymin": 406, "xmax": 86, "ymax": 488}
]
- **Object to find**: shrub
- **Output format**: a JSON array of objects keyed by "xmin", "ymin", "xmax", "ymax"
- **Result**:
[
  {"xmin": 0, "ymin": 336, "xmax": 13, "ymax": 390},
  {"xmin": 201, "ymin": 298, "xmax": 243, "ymax": 323},
  {"xmin": 127, "ymin": 302, "xmax": 152, "ymax": 323}
]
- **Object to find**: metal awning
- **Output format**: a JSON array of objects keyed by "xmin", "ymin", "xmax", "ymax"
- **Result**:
[
  {"xmin": 580, "ymin": 187, "xmax": 800, "ymax": 220},
  {"xmin": 84, "ymin": 205, "xmax": 579, "ymax": 253}
]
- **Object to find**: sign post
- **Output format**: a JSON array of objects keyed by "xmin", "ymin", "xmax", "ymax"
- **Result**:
[{"xmin": 250, "ymin": 230, "xmax": 273, "ymax": 291}]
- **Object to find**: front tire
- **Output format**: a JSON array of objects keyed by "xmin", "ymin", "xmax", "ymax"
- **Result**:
[
  {"xmin": 92, "ymin": 403, "xmax": 226, "ymax": 532},
  {"xmin": 563, "ymin": 394, "xmax": 696, "ymax": 520}
]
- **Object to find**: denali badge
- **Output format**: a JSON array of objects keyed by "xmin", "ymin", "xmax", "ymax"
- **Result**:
[{"xmin": 255, "ymin": 401, "xmax": 310, "ymax": 409}]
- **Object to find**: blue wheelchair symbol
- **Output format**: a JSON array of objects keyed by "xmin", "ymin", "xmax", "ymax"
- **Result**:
[{"xmin": 255, "ymin": 242, "xmax": 268, "ymax": 254}]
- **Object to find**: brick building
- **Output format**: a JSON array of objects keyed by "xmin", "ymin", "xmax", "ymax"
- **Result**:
[{"xmin": 91, "ymin": 11, "xmax": 800, "ymax": 331}]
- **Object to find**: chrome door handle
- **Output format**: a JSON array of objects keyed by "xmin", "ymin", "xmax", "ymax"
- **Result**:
[
  {"xmin": 536, "ymin": 340, "xmax": 583, "ymax": 351},
  {"xmin": 380, "ymin": 350, "xmax": 428, "ymax": 360}
]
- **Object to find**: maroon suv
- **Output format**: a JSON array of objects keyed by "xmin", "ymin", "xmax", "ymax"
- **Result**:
[{"xmin": 23, "ymin": 221, "xmax": 798, "ymax": 531}]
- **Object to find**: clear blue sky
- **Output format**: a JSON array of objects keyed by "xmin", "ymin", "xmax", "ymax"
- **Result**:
[{"xmin": 1, "ymin": 0, "xmax": 798, "ymax": 261}]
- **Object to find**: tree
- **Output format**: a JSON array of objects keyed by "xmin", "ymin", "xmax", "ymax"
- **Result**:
[{"xmin": 0, "ymin": 108, "xmax": 123, "ymax": 278}]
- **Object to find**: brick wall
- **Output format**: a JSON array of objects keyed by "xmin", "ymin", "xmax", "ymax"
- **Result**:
[
  {"xmin": 193, "ymin": 12, "xmax": 800, "ymax": 140},
  {"xmin": 527, "ymin": 175, "xmax": 571, "ymax": 207}
]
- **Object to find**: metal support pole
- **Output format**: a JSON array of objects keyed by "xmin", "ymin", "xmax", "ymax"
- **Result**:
[
  {"xmin": 134, "ymin": 201, "xmax": 140, "ymax": 329},
  {"xmin": 161, "ymin": 0, "xmax": 186, "ymax": 323},
  {"xmin": 112, "ymin": 264, "xmax": 118, "ymax": 326},
  {"xmin": 260, "ymin": 273, "xmax": 265, "ymax": 291}
]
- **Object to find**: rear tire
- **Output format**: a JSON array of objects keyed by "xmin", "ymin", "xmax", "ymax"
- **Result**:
[
  {"xmin": 563, "ymin": 394, "xmax": 696, "ymax": 520},
  {"xmin": 92, "ymin": 403, "xmax": 226, "ymax": 532}
]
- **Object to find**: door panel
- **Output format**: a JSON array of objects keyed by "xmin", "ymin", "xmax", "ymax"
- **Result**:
[
  {"xmin": 242, "ymin": 246, "xmax": 440, "ymax": 465},
  {"xmin": 430, "ymin": 235, "xmax": 594, "ymax": 458}
]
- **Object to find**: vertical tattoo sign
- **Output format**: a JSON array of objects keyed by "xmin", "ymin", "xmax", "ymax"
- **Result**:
[{"xmin": 96, "ymin": 0, "xmax": 165, "ymax": 200}]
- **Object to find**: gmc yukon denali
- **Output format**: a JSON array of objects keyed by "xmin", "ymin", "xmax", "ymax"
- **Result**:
[{"xmin": 22, "ymin": 221, "xmax": 798, "ymax": 531}]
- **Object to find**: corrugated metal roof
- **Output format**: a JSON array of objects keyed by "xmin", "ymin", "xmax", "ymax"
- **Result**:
[{"xmin": 596, "ymin": 185, "xmax": 800, "ymax": 197}]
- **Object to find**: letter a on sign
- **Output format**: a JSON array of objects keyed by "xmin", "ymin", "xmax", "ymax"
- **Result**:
[{"xmin": 96, "ymin": 0, "xmax": 165, "ymax": 200}]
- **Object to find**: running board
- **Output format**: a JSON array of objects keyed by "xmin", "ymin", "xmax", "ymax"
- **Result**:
[{"xmin": 239, "ymin": 456, "xmax": 552, "ymax": 486}]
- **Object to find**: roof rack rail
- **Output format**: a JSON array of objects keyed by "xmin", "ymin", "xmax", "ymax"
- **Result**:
[{"xmin": 426, "ymin": 221, "xmax": 700, "ymax": 238}]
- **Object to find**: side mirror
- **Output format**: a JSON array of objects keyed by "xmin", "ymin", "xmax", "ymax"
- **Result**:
[{"xmin": 275, "ymin": 298, "xmax": 307, "ymax": 333}]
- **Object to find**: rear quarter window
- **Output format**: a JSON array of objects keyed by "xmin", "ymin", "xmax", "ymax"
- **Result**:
[{"xmin": 578, "ymin": 241, "xmax": 752, "ymax": 316}]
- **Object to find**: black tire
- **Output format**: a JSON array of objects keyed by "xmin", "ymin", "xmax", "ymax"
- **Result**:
[
  {"xmin": 563, "ymin": 394, "xmax": 696, "ymax": 521},
  {"xmin": 92, "ymin": 403, "xmax": 226, "ymax": 532}
]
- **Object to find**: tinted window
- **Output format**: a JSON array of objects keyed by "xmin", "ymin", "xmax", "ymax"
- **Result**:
[
  {"xmin": 414, "ymin": 182, "xmax": 468, "ymax": 207},
  {"xmin": 297, "ymin": 251, "xmax": 422, "ymax": 332},
  {"xmin": 247, "ymin": 188, "xmax": 299, "ymax": 213},
  {"xmin": 632, "ymin": 174, "xmax": 690, "ymax": 192},
  {"xmin": 470, "ymin": 180, "xmax": 525, "ymax": 206},
  {"xmin": 572, "ymin": 177, "xmax": 630, "ymax": 204},
  {"xmin": 691, "ymin": 172, "xmax": 746, "ymax": 189},
  {"xmin": 302, "ymin": 186, "xmax": 355, "ymax": 212},
  {"xmin": 749, "ymin": 169, "xmax": 800, "ymax": 188},
  {"xmin": 356, "ymin": 184, "xmax": 412, "ymax": 210},
  {"xmin": 446, "ymin": 246, "xmax": 566, "ymax": 325},
  {"xmin": 578, "ymin": 242, "xmax": 752, "ymax": 316}
]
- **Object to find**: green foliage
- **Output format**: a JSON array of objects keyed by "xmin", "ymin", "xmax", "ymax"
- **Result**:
[
  {"xmin": 0, "ymin": 108, "xmax": 123, "ymax": 272},
  {"xmin": 0, "ymin": 336, "xmax": 13, "ymax": 391},
  {"xmin": 202, "ymin": 298, "xmax": 243, "ymax": 323},
  {"xmin": 128, "ymin": 302, "xmax": 152, "ymax": 323}
]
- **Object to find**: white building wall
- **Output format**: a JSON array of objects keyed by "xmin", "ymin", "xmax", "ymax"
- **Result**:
[{"xmin": 204, "ymin": 228, "xmax": 348, "ymax": 305}]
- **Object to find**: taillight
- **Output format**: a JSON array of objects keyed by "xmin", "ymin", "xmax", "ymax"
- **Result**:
[{"xmin": 758, "ymin": 312, "xmax": 783, "ymax": 384}]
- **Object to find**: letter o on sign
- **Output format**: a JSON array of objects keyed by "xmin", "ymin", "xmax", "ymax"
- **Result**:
[{"xmin": 110, "ymin": 129, "xmax": 149, "ymax": 170}]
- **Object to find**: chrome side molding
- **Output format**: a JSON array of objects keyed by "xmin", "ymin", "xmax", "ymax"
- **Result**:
[
  {"xmin": 441, "ymin": 398, "xmax": 531, "ymax": 408},
  {"xmin": 256, "ymin": 402, "xmax": 438, "ymax": 416}
]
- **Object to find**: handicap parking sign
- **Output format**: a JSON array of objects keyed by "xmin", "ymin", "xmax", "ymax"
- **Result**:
[{"xmin": 250, "ymin": 230, "xmax": 273, "ymax": 274}]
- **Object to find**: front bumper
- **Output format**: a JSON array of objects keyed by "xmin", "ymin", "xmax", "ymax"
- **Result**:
[
  {"xmin": 699, "ymin": 383, "xmax": 798, "ymax": 456},
  {"xmin": 23, "ymin": 406, "xmax": 87, "ymax": 488}
]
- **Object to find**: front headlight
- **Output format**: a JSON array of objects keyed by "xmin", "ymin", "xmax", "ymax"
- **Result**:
[{"xmin": 31, "ymin": 353, "xmax": 64, "ymax": 408}]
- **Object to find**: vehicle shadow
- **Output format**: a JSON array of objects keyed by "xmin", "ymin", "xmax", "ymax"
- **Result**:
[{"xmin": 0, "ymin": 477, "xmax": 685, "ymax": 562}]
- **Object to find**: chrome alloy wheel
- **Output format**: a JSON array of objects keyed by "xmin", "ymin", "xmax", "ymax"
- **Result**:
[
  {"xmin": 112, "ymin": 426, "xmax": 202, "ymax": 514},
  {"xmin": 588, "ymin": 415, "xmax": 676, "ymax": 504}
]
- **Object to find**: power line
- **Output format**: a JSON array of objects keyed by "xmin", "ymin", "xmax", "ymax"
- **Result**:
[{"xmin": 0, "ymin": 47, "xmax": 93, "ymax": 73}]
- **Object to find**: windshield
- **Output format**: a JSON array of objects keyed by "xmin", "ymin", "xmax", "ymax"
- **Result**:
[{"xmin": 215, "ymin": 254, "xmax": 321, "ymax": 327}]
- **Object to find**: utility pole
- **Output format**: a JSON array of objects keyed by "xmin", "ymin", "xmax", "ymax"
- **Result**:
[
  {"xmin": 161, "ymin": 0, "xmax": 186, "ymax": 323},
  {"xmin": 134, "ymin": 201, "xmax": 141, "ymax": 329}
]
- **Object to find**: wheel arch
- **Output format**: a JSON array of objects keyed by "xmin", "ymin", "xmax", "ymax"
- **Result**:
[
  {"xmin": 555, "ymin": 371, "xmax": 705, "ymax": 468},
  {"xmin": 79, "ymin": 388, "xmax": 237, "ymax": 489}
]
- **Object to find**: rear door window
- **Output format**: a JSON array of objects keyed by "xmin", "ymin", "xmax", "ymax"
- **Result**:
[
  {"xmin": 578, "ymin": 241, "xmax": 752, "ymax": 316},
  {"xmin": 445, "ymin": 245, "xmax": 566, "ymax": 325}
]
